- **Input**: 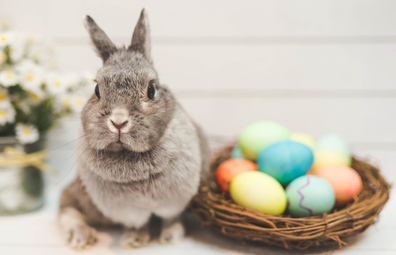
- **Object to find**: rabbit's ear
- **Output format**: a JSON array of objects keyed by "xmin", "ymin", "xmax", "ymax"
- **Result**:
[
  {"xmin": 129, "ymin": 8, "xmax": 152, "ymax": 64},
  {"xmin": 83, "ymin": 15, "xmax": 117, "ymax": 63}
]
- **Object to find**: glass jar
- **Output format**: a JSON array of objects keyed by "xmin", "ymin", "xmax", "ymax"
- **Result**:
[{"xmin": 0, "ymin": 136, "xmax": 45, "ymax": 215}]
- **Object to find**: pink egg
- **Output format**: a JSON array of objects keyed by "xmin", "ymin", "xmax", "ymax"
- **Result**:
[{"xmin": 314, "ymin": 165, "xmax": 363, "ymax": 207}]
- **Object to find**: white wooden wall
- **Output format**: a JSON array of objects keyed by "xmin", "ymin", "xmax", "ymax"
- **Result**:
[
  {"xmin": 1, "ymin": 0, "xmax": 396, "ymax": 148},
  {"xmin": 1, "ymin": 0, "xmax": 396, "ymax": 184}
]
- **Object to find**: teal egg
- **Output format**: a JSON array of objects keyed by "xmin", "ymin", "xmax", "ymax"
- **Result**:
[
  {"xmin": 257, "ymin": 141, "xmax": 314, "ymax": 185},
  {"xmin": 238, "ymin": 121, "xmax": 290, "ymax": 160},
  {"xmin": 286, "ymin": 176, "xmax": 335, "ymax": 217},
  {"xmin": 230, "ymin": 145, "xmax": 247, "ymax": 159},
  {"xmin": 315, "ymin": 134, "xmax": 350, "ymax": 155}
]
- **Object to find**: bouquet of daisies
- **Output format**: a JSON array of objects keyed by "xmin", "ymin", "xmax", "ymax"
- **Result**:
[{"xmin": 0, "ymin": 24, "xmax": 92, "ymax": 145}]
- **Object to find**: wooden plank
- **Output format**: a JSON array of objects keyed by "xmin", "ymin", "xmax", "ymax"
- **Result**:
[
  {"xmin": 44, "ymin": 97, "xmax": 396, "ymax": 150},
  {"xmin": 55, "ymin": 44, "xmax": 396, "ymax": 91},
  {"xmin": 177, "ymin": 98, "xmax": 396, "ymax": 144},
  {"xmin": 2, "ymin": 0, "xmax": 396, "ymax": 38}
]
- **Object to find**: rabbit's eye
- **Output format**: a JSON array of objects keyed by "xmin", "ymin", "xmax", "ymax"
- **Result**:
[
  {"xmin": 147, "ymin": 81, "xmax": 155, "ymax": 100},
  {"xmin": 95, "ymin": 84, "xmax": 100, "ymax": 99}
]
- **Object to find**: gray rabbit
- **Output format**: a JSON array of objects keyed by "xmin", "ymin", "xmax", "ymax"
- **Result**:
[{"xmin": 58, "ymin": 8, "xmax": 209, "ymax": 249}]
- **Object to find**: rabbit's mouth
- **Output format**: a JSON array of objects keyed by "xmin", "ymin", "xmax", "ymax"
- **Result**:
[{"xmin": 107, "ymin": 141, "xmax": 126, "ymax": 152}]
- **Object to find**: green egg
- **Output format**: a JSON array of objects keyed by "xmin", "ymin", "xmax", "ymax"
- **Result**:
[
  {"xmin": 315, "ymin": 134, "xmax": 350, "ymax": 155},
  {"xmin": 238, "ymin": 121, "xmax": 290, "ymax": 160}
]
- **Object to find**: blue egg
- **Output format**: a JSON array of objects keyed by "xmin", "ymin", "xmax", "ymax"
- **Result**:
[
  {"xmin": 257, "ymin": 141, "xmax": 314, "ymax": 185},
  {"xmin": 230, "ymin": 145, "xmax": 247, "ymax": 159}
]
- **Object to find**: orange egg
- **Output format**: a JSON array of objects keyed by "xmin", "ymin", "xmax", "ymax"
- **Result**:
[
  {"xmin": 314, "ymin": 165, "xmax": 363, "ymax": 207},
  {"xmin": 216, "ymin": 159, "xmax": 257, "ymax": 193}
]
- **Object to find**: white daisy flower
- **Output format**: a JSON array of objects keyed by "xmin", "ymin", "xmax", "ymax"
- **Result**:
[
  {"xmin": 0, "ymin": 51, "xmax": 6, "ymax": 65},
  {"xmin": 0, "ymin": 87, "xmax": 10, "ymax": 107},
  {"xmin": 1, "ymin": 18, "xmax": 10, "ymax": 31},
  {"xmin": 0, "ymin": 68, "xmax": 18, "ymax": 87},
  {"xmin": 44, "ymin": 58, "xmax": 58, "ymax": 71},
  {"xmin": 23, "ymin": 36, "xmax": 57, "ymax": 68},
  {"xmin": 0, "ymin": 102, "xmax": 15, "ymax": 125},
  {"xmin": 28, "ymin": 46, "xmax": 44, "ymax": 63},
  {"xmin": 70, "ymin": 95, "xmax": 86, "ymax": 112},
  {"xmin": 44, "ymin": 40, "xmax": 56, "ymax": 55},
  {"xmin": 45, "ymin": 73, "xmax": 68, "ymax": 94},
  {"xmin": 30, "ymin": 47, "xmax": 55, "ymax": 67},
  {"xmin": 64, "ymin": 73, "xmax": 80, "ymax": 90},
  {"xmin": 29, "ymin": 88, "xmax": 46, "ymax": 104},
  {"xmin": 0, "ymin": 32, "xmax": 13, "ymax": 48},
  {"xmin": 8, "ymin": 41, "xmax": 25, "ymax": 62},
  {"xmin": 25, "ymin": 33, "xmax": 41, "ymax": 45},
  {"xmin": 59, "ymin": 94, "xmax": 72, "ymax": 109},
  {"xmin": 12, "ymin": 32, "xmax": 23, "ymax": 41},
  {"xmin": 16, "ymin": 124, "xmax": 39, "ymax": 144},
  {"xmin": 17, "ymin": 60, "xmax": 44, "ymax": 91}
]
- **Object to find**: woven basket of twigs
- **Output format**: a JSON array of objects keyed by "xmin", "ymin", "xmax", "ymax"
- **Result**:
[{"xmin": 189, "ymin": 144, "xmax": 391, "ymax": 250}]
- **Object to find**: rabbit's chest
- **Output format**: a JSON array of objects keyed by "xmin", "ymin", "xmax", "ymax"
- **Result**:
[
  {"xmin": 81, "ymin": 158, "xmax": 201, "ymax": 227},
  {"xmin": 79, "ymin": 107, "xmax": 203, "ymax": 227}
]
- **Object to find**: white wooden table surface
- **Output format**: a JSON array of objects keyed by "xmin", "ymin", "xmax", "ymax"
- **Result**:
[{"xmin": 1, "ymin": 0, "xmax": 396, "ymax": 254}]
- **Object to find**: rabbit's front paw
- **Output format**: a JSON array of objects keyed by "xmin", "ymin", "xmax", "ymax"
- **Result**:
[
  {"xmin": 59, "ymin": 207, "xmax": 97, "ymax": 250},
  {"xmin": 64, "ymin": 222, "xmax": 97, "ymax": 250},
  {"xmin": 120, "ymin": 228, "xmax": 150, "ymax": 248},
  {"xmin": 159, "ymin": 221, "xmax": 184, "ymax": 245}
]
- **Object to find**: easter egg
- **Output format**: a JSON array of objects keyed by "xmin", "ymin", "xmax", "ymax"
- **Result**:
[
  {"xmin": 312, "ymin": 134, "xmax": 352, "ymax": 172},
  {"xmin": 286, "ymin": 176, "xmax": 335, "ymax": 217},
  {"xmin": 314, "ymin": 165, "xmax": 363, "ymax": 207},
  {"xmin": 290, "ymin": 133, "xmax": 315, "ymax": 149},
  {"xmin": 316, "ymin": 134, "xmax": 350, "ymax": 155},
  {"xmin": 238, "ymin": 121, "xmax": 290, "ymax": 160},
  {"xmin": 216, "ymin": 159, "xmax": 257, "ymax": 193},
  {"xmin": 230, "ymin": 145, "xmax": 246, "ymax": 159},
  {"xmin": 312, "ymin": 149, "xmax": 352, "ymax": 172},
  {"xmin": 257, "ymin": 141, "xmax": 314, "ymax": 185},
  {"xmin": 230, "ymin": 171, "xmax": 287, "ymax": 215}
]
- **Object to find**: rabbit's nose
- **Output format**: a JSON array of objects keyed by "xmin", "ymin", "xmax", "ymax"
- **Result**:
[
  {"xmin": 107, "ymin": 108, "xmax": 131, "ymax": 133},
  {"xmin": 111, "ymin": 120, "xmax": 128, "ymax": 131}
]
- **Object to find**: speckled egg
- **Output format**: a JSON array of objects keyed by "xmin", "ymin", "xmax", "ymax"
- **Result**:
[
  {"xmin": 238, "ymin": 121, "xmax": 290, "ymax": 160},
  {"xmin": 230, "ymin": 145, "xmax": 247, "ymax": 159},
  {"xmin": 290, "ymin": 133, "xmax": 315, "ymax": 149},
  {"xmin": 216, "ymin": 159, "xmax": 257, "ymax": 193},
  {"xmin": 230, "ymin": 171, "xmax": 287, "ymax": 215},
  {"xmin": 314, "ymin": 165, "xmax": 363, "ymax": 207},
  {"xmin": 286, "ymin": 176, "xmax": 335, "ymax": 217},
  {"xmin": 257, "ymin": 141, "xmax": 314, "ymax": 185}
]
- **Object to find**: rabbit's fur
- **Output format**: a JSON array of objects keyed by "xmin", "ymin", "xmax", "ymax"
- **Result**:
[{"xmin": 59, "ymin": 8, "xmax": 209, "ymax": 249}]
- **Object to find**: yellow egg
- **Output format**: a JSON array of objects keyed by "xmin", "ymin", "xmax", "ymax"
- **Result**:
[
  {"xmin": 311, "ymin": 149, "xmax": 352, "ymax": 173},
  {"xmin": 229, "ymin": 171, "xmax": 287, "ymax": 215},
  {"xmin": 290, "ymin": 133, "xmax": 315, "ymax": 149}
]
